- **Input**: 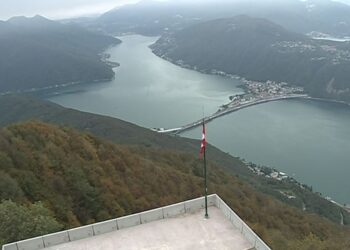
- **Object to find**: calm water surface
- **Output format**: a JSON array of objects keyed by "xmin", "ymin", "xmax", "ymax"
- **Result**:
[
  {"xmin": 182, "ymin": 99, "xmax": 350, "ymax": 204},
  {"xmin": 48, "ymin": 35, "xmax": 242, "ymax": 129},
  {"xmin": 48, "ymin": 35, "xmax": 350, "ymax": 204}
]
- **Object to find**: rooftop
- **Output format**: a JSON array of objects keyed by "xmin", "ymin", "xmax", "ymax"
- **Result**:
[
  {"xmin": 46, "ymin": 207, "xmax": 252, "ymax": 250},
  {"xmin": 3, "ymin": 195, "xmax": 270, "ymax": 250}
]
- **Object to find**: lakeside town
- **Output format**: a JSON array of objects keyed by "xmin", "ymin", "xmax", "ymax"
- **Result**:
[
  {"xmin": 246, "ymin": 161, "xmax": 350, "ymax": 213},
  {"xmin": 219, "ymin": 79, "xmax": 305, "ymax": 112}
]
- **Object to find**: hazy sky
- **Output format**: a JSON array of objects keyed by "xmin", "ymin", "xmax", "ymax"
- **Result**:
[
  {"xmin": 0, "ymin": 0, "xmax": 141, "ymax": 20},
  {"xmin": 0, "ymin": 0, "xmax": 350, "ymax": 21},
  {"xmin": 335, "ymin": 0, "xmax": 350, "ymax": 4}
]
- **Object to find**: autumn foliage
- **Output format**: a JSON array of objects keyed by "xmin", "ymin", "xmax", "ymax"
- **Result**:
[{"xmin": 0, "ymin": 121, "xmax": 349, "ymax": 249}]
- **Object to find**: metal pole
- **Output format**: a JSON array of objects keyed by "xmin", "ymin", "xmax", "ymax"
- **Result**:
[{"xmin": 204, "ymin": 142, "xmax": 209, "ymax": 219}]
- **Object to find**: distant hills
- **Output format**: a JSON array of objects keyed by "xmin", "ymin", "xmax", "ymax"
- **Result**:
[
  {"xmin": 93, "ymin": 0, "xmax": 350, "ymax": 37},
  {"xmin": 1, "ymin": 119, "xmax": 350, "ymax": 249},
  {"xmin": 0, "ymin": 15, "xmax": 120, "ymax": 93},
  {"xmin": 151, "ymin": 15, "xmax": 350, "ymax": 102}
]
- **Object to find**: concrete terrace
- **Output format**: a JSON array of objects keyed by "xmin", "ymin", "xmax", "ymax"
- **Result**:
[
  {"xmin": 46, "ymin": 207, "xmax": 251, "ymax": 250},
  {"xmin": 2, "ymin": 195, "xmax": 270, "ymax": 250}
]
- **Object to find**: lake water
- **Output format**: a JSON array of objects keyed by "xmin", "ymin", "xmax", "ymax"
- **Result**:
[
  {"xmin": 48, "ymin": 35, "xmax": 243, "ymax": 129},
  {"xmin": 48, "ymin": 35, "xmax": 350, "ymax": 204},
  {"xmin": 182, "ymin": 99, "xmax": 350, "ymax": 205}
]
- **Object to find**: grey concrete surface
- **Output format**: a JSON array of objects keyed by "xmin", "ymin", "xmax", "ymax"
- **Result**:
[
  {"xmin": 44, "ymin": 207, "xmax": 253, "ymax": 250},
  {"xmin": 3, "ymin": 195, "xmax": 270, "ymax": 250}
]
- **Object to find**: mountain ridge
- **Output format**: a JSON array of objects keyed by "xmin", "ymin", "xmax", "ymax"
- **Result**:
[
  {"xmin": 0, "ymin": 16, "xmax": 120, "ymax": 93},
  {"xmin": 151, "ymin": 15, "xmax": 350, "ymax": 102},
  {"xmin": 92, "ymin": 0, "xmax": 350, "ymax": 37}
]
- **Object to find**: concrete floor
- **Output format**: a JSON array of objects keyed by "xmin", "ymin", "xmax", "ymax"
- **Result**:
[{"xmin": 46, "ymin": 207, "xmax": 253, "ymax": 250}]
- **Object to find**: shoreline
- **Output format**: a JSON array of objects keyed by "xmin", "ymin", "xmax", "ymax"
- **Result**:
[
  {"xmin": 172, "ymin": 93, "xmax": 350, "ymax": 210},
  {"xmin": 151, "ymin": 50, "xmax": 350, "ymax": 107},
  {"xmin": 0, "ymin": 77, "xmax": 114, "ymax": 97},
  {"xmin": 149, "ymin": 51, "xmax": 350, "ymax": 209},
  {"xmin": 0, "ymin": 43, "xmax": 120, "ymax": 97},
  {"xmin": 302, "ymin": 96, "xmax": 350, "ymax": 107}
]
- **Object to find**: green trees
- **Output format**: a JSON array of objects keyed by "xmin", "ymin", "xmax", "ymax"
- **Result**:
[
  {"xmin": 0, "ymin": 121, "xmax": 349, "ymax": 249},
  {"xmin": 0, "ymin": 172, "xmax": 23, "ymax": 201},
  {"xmin": 0, "ymin": 201, "xmax": 62, "ymax": 246}
]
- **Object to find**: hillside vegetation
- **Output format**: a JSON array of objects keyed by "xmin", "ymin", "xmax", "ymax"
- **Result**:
[
  {"xmin": 0, "ymin": 95, "xmax": 348, "ymax": 228},
  {"xmin": 0, "ymin": 121, "xmax": 349, "ymax": 249},
  {"xmin": 151, "ymin": 15, "xmax": 350, "ymax": 102},
  {"xmin": 0, "ymin": 16, "xmax": 120, "ymax": 93}
]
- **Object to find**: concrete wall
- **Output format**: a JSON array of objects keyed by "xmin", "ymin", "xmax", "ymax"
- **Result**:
[
  {"xmin": 16, "ymin": 237, "xmax": 44, "ymax": 250},
  {"xmin": 185, "ymin": 197, "xmax": 205, "ymax": 213},
  {"xmin": 2, "ymin": 243, "xmax": 17, "ymax": 250},
  {"xmin": 116, "ymin": 213, "xmax": 141, "ymax": 230},
  {"xmin": 215, "ymin": 196, "xmax": 271, "ymax": 250},
  {"xmin": 2, "ymin": 194, "xmax": 270, "ymax": 250},
  {"xmin": 207, "ymin": 194, "xmax": 217, "ymax": 206},
  {"xmin": 43, "ymin": 232, "xmax": 69, "ymax": 248},
  {"xmin": 67, "ymin": 225, "xmax": 94, "ymax": 241},
  {"xmin": 162, "ymin": 202, "xmax": 185, "ymax": 218},
  {"xmin": 92, "ymin": 219, "xmax": 117, "ymax": 236},
  {"xmin": 140, "ymin": 208, "xmax": 163, "ymax": 224}
]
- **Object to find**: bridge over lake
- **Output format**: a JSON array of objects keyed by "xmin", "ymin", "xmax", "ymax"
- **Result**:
[{"xmin": 154, "ymin": 94, "xmax": 308, "ymax": 135}]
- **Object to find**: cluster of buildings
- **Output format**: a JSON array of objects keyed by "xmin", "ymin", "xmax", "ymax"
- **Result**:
[
  {"xmin": 247, "ymin": 164, "xmax": 289, "ymax": 182},
  {"xmin": 226, "ymin": 80, "xmax": 304, "ymax": 107},
  {"xmin": 245, "ymin": 80, "xmax": 304, "ymax": 96},
  {"xmin": 272, "ymin": 40, "xmax": 350, "ymax": 65},
  {"xmin": 322, "ymin": 45, "xmax": 350, "ymax": 64},
  {"xmin": 272, "ymin": 41, "xmax": 317, "ymax": 53},
  {"xmin": 247, "ymin": 163, "xmax": 350, "ymax": 212}
]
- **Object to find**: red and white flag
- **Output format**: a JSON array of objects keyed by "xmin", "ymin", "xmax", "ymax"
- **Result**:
[{"xmin": 199, "ymin": 121, "xmax": 206, "ymax": 158}]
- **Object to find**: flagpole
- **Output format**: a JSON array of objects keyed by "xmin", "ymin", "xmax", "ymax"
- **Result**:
[
  {"xmin": 204, "ymin": 145, "xmax": 208, "ymax": 219},
  {"xmin": 203, "ymin": 120, "xmax": 209, "ymax": 219}
]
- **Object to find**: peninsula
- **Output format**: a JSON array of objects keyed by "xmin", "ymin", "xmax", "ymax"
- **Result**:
[{"xmin": 153, "ymin": 80, "xmax": 307, "ymax": 134}]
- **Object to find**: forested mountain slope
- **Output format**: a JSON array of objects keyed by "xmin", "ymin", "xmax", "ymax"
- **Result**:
[
  {"xmin": 151, "ymin": 16, "xmax": 350, "ymax": 102},
  {"xmin": 0, "ymin": 16, "xmax": 120, "ymax": 93},
  {"xmin": 0, "ymin": 121, "xmax": 350, "ymax": 249},
  {"xmin": 0, "ymin": 95, "xmax": 349, "ymax": 228}
]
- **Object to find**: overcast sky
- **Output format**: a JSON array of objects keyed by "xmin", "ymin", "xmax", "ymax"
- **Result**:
[
  {"xmin": 0, "ymin": 0, "xmax": 141, "ymax": 20},
  {"xmin": 0, "ymin": 0, "xmax": 350, "ymax": 21}
]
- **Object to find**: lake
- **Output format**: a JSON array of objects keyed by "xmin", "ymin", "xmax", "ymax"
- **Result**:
[
  {"xmin": 48, "ymin": 35, "xmax": 350, "ymax": 204},
  {"xmin": 47, "ymin": 35, "xmax": 243, "ymax": 129}
]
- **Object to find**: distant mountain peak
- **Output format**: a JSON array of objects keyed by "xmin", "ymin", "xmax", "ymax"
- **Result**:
[
  {"xmin": 7, "ymin": 15, "xmax": 56, "ymax": 28},
  {"xmin": 182, "ymin": 15, "xmax": 304, "ymax": 41},
  {"xmin": 7, "ymin": 15, "xmax": 28, "ymax": 23},
  {"xmin": 32, "ymin": 15, "xmax": 50, "ymax": 21}
]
